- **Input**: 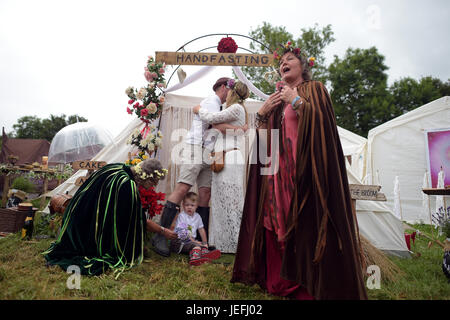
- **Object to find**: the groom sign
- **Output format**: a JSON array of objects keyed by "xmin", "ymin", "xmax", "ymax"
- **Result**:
[{"xmin": 155, "ymin": 51, "xmax": 273, "ymax": 67}]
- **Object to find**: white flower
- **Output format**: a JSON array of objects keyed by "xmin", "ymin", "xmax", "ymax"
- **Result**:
[
  {"xmin": 147, "ymin": 103, "xmax": 157, "ymax": 114},
  {"xmin": 148, "ymin": 82, "xmax": 155, "ymax": 89},
  {"xmin": 147, "ymin": 143, "xmax": 155, "ymax": 151},
  {"xmin": 157, "ymin": 131, "xmax": 163, "ymax": 138},
  {"xmin": 132, "ymin": 129, "xmax": 140, "ymax": 138},
  {"xmin": 126, "ymin": 137, "xmax": 133, "ymax": 145},
  {"xmin": 125, "ymin": 87, "xmax": 134, "ymax": 99},
  {"xmin": 137, "ymin": 87, "xmax": 147, "ymax": 100},
  {"xmin": 155, "ymin": 137, "xmax": 162, "ymax": 147},
  {"xmin": 142, "ymin": 135, "xmax": 152, "ymax": 146}
]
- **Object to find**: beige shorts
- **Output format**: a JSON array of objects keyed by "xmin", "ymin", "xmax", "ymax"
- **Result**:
[{"xmin": 176, "ymin": 143, "xmax": 212, "ymax": 189}]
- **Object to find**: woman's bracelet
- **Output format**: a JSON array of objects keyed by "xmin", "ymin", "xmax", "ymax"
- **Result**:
[
  {"xmin": 291, "ymin": 96, "xmax": 304, "ymax": 110},
  {"xmin": 160, "ymin": 226, "xmax": 165, "ymax": 234},
  {"xmin": 291, "ymin": 96, "xmax": 300, "ymax": 106}
]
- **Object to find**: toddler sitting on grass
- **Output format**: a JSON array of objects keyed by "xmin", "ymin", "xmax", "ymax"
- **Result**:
[{"xmin": 170, "ymin": 192, "xmax": 220, "ymax": 266}]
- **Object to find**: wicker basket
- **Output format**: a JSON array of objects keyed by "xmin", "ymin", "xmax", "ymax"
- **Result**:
[{"xmin": 0, "ymin": 208, "xmax": 30, "ymax": 233}]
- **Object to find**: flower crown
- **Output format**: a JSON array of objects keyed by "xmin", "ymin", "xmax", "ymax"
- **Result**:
[
  {"xmin": 272, "ymin": 41, "xmax": 316, "ymax": 68},
  {"xmin": 133, "ymin": 161, "xmax": 168, "ymax": 181},
  {"xmin": 226, "ymin": 78, "xmax": 236, "ymax": 89},
  {"xmin": 226, "ymin": 79, "xmax": 247, "ymax": 102}
]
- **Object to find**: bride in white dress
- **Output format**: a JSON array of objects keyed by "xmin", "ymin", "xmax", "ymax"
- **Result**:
[{"xmin": 193, "ymin": 80, "xmax": 249, "ymax": 253}]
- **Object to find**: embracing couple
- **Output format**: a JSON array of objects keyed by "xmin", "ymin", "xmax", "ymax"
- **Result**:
[{"xmin": 152, "ymin": 77, "xmax": 250, "ymax": 258}]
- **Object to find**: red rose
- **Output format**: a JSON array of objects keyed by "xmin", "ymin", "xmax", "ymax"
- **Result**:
[
  {"xmin": 140, "ymin": 108, "xmax": 149, "ymax": 117},
  {"xmin": 139, "ymin": 185, "xmax": 165, "ymax": 217},
  {"xmin": 217, "ymin": 37, "xmax": 238, "ymax": 53},
  {"xmin": 293, "ymin": 48, "xmax": 300, "ymax": 56},
  {"xmin": 128, "ymin": 99, "xmax": 135, "ymax": 105}
]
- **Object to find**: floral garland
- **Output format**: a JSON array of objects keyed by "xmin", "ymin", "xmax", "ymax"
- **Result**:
[
  {"xmin": 133, "ymin": 160, "xmax": 168, "ymax": 181},
  {"xmin": 272, "ymin": 41, "xmax": 316, "ymax": 68},
  {"xmin": 0, "ymin": 164, "xmax": 73, "ymax": 181},
  {"xmin": 217, "ymin": 37, "xmax": 238, "ymax": 53},
  {"xmin": 126, "ymin": 126, "xmax": 163, "ymax": 154},
  {"xmin": 125, "ymin": 55, "xmax": 166, "ymax": 155},
  {"xmin": 124, "ymin": 151, "xmax": 149, "ymax": 166}
]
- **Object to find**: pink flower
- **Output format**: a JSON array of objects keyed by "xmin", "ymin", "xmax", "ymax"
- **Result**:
[
  {"xmin": 293, "ymin": 48, "xmax": 300, "ymax": 55},
  {"xmin": 134, "ymin": 102, "xmax": 140, "ymax": 109},
  {"xmin": 159, "ymin": 68, "xmax": 165, "ymax": 74},
  {"xmin": 276, "ymin": 81, "xmax": 285, "ymax": 92},
  {"xmin": 145, "ymin": 71, "xmax": 153, "ymax": 82},
  {"xmin": 151, "ymin": 72, "xmax": 157, "ymax": 78},
  {"xmin": 140, "ymin": 109, "xmax": 149, "ymax": 117},
  {"xmin": 127, "ymin": 107, "xmax": 133, "ymax": 114},
  {"xmin": 128, "ymin": 99, "xmax": 135, "ymax": 105}
]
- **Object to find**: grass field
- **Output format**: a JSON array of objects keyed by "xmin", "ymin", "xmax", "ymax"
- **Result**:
[{"xmin": 0, "ymin": 213, "xmax": 449, "ymax": 300}]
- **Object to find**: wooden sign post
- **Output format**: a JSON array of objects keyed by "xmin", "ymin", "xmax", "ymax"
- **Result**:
[
  {"xmin": 348, "ymin": 184, "xmax": 386, "ymax": 218},
  {"xmin": 155, "ymin": 51, "xmax": 274, "ymax": 67},
  {"xmin": 72, "ymin": 161, "xmax": 107, "ymax": 186}
]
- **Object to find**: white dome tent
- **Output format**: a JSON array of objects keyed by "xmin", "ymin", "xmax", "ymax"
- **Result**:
[{"xmin": 48, "ymin": 122, "xmax": 114, "ymax": 164}]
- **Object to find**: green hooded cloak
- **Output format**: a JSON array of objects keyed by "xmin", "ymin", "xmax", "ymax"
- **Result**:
[{"xmin": 43, "ymin": 163, "xmax": 145, "ymax": 277}]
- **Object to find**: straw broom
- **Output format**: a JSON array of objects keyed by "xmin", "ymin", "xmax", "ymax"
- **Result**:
[{"xmin": 359, "ymin": 234, "xmax": 404, "ymax": 283}]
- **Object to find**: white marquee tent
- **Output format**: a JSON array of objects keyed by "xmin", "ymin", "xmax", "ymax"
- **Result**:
[
  {"xmin": 47, "ymin": 92, "xmax": 409, "ymax": 257},
  {"xmin": 363, "ymin": 96, "xmax": 450, "ymax": 224}
]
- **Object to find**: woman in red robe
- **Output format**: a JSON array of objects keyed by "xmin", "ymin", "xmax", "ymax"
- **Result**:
[{"xmin": 231, "ymin": 43, "xmax": 367, "ymax": 300}]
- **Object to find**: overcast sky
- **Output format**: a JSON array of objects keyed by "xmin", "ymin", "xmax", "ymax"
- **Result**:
[{"xmin": 1, "ymin": 0, "xmax": 449, "ymax": 138}]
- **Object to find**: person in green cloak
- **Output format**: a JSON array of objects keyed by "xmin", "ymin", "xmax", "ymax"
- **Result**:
[{"xmin": 43, "ymin": 159, "xmax": 177, "ymax": 276}]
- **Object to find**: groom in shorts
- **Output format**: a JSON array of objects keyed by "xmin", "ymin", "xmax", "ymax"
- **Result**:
[{"xmin": 152, "ymin": 77, "xmax": 231, "ymax": 257}]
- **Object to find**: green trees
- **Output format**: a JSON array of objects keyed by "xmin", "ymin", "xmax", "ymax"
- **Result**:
[
  {"xmin": 327, "ymin": 47, "xmax": 394, "ymax": 136},
  {"xmin": 12, "ymin": 114, "xmax": 87, "ymax": 142}
]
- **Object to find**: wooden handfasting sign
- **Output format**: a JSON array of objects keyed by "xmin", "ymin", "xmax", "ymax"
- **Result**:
[
  {"xmin": 155, "ymin": 51, "xmax": 273, "ymax": 67},
  {"xmin": 72, "ymin": 161, "xmax": 107, "ymax": 186},
  {"xmin": 348, "ymin": 184, "xmax": 386, "ymax": 201}
]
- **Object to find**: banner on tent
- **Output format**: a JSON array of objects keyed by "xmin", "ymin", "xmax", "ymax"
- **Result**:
[
  {"xmin": 424, "ymin": 128, "xmax": 450, "ymax": 188},
  {"xmin": 156, "ymin": 51, "xmax": 273, "ymax": 67}
]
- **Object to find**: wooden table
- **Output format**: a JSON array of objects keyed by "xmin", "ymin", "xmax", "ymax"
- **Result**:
[
  {"xmin": 422, "ymin": 188, "xmax": 449, "ymax": 220},
  {"xmin": 422, "ymin": 188, "xmax": 450, "ymax": 196}
]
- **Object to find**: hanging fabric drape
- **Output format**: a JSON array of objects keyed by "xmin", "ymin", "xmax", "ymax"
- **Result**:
[
  {"xmin": 232, "ymin": 66, "xmax": 269, "ymax": 100},
  {"xmin": 164, "ymin": 66, "xmax": 216, "ymax": 93},
  {"xmin": 164, "ymin": 65, "xmax": 270, "ymax": 101}
]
